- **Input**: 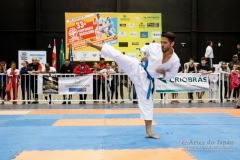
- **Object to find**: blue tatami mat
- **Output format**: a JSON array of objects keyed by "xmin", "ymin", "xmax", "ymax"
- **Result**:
[{"xmin": 0, "ymin": 113, "xmax": 239, "ymax": 160}]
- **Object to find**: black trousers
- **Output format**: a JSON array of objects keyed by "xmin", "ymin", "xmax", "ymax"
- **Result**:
[
  {"xmin": 0, "ymin": 84, "xmax": 6, "ymax": 100},
  {"xmin": 111, "ymin": 81, "xmax": 119, "ymax": 100},
  {"xmin": 220, "ymin": 81, "xmax": 228, "ymax": 102},
  {"xmin": 30, "ymin": 76, "xmax": 38, "ymax": 99},
  {"xmin": 93, "ymin": 79, "xmax": 101, "ymax": 100},
  {"xmin": 188, "ymin": 92, "xmax": 193, "ymax": 100},
  {"xmin": 63, "ymin": 95, "xmax": 72, "ymax": 100},
  {"xmin": 21, "ymin": 83, "xmax": 30, "ymax": 101},
  {"xmin": 79, "ymin": 94, "xmax": 87, "ymax": 100},
  {"xmin": 101, "ymin": 80, "xmax": 106, "ymax": 100}
]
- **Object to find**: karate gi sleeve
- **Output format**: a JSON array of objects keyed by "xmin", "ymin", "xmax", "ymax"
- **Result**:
[
  {"xmin": 140, "ymin": 45, "xmax": 150, "ymax": 52},
  {"xmin": 163, "ymin": 59, "xmax": 180, "ymax": 80}
]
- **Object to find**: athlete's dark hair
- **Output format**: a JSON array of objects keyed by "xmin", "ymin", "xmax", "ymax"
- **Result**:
[
  {"xmin": 162, "ymin": 32, "xmax": 176, "ymax": 43},
  {"xmin": 207, "ymin": 41, "xmax": 212, "ymax": 46}
]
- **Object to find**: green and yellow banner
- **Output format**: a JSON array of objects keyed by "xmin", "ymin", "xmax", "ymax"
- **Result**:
[{"xmin": 65, "ymin": 12, "xmax": 162, "ymax": 61}]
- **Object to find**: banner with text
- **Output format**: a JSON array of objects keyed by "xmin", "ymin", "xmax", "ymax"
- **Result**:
[
  {"xmin": 65, "ymin": 12, "xmax": 162, "ymax": 61},
  {"xmin": 155, "ymin": 73, "xmax": 211, "ymax": 93},
  {"xmin": 18, "ymin": 50, "xmax": 47, "ymax": 70},
  {"xmin": 58, "ymin": 76, "xmax": 93, "ymax": 94}
]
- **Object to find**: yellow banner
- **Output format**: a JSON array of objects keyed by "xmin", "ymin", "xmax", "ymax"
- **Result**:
[{"xmin": 65, "ymin": 12, "xmax": 162, "ymax": 61}]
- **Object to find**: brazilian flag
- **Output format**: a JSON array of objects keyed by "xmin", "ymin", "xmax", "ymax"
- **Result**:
[{"xmin": 59, "ymin": 39, "xmax": 65, "ymax": 70}]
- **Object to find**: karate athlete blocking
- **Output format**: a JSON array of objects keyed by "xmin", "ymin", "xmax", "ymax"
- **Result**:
[{"xmin": 86, "ymin": 32, "xmax": 180, "ymax": 139}]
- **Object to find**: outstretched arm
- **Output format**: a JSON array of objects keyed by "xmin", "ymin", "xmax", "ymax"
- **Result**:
[{"xmin": 86, "ymin": 40, "xmax": 102, "ymax": 51}]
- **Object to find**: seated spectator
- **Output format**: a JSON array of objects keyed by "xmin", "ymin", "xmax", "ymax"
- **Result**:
[
  {"xmin": 110, "ymin": 61, "xmax": 119, "ymax": 103},
  {"xmin": 218, "ymin": 61, "xmax": 230, "ymax": 102},
  {"xmin": 6, "ymin": 61, "xmax": 20, "ymax": 105},
  {"xmin": 229, "ymin": 64, "xmax": 239, "ymax": 102},
  {"xmin": 0, "ymin": 61, "xmax": 7, "ymax": 72},
  {"xmin": 185, "ymin": 58, "xmax": 197, "ymax": 103},
  {"xmin": 99, "ymin": 63, "xmax": 116, "ymax": 104},
  {"xmin": 92, "ymin": 62, "xmax": 101, "ymax": 103},
  {"xmin": 0, "ymin": 66, "xmax": 7, "ymax": 105},
  {"xmin": 236, "ymin": 43, "xmax": 240, "ymax": 60},
  {"xmin": 28, "ymin": 57, "xmax": 42, "ymax": 104},
  {"xmin": 42, "ymin": 63, "xmax": 56, "ymax": 104},
  {"xmin": 208, "ymin": 67, "xmax": 218, "ymax": 103},
  {"xmin": 73, "ymin": 59, "xmax": 92, "ymax": 104},
  {"xmin": 196, "ymin": 57, "xmax": 212, "ymax": 103},
  {"xmin": 171, "ymin": 64, "xmax": 182, "ymax": 104},
  {"xmin": 20, "ymin": 61, "xmax": 31, "ymax": 104},
  {"xmin": 228, "ymin": 55, "xmax": 240, "ymax": 70},
  {"xmin": 98, "ymin": 57, "xmax": 106, "ymax": 101},
  {"xmin": 60, "ymin": 59, "xmax": 73, "ymax": 104}
]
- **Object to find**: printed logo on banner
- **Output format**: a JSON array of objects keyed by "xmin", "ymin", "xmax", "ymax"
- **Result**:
[
  {"xmin": 67, "ymin": 20, "xmax": 96, "ymax": 43},
  {"xmin": 140, "ymin": 32, "xmax": 148, "ymax": 38},
  {"xmin": 129, "ymin": 22, "xmax": 135, "ymax": 28},
  {"xmin": 119, "ymin": 31, "xmax": 126, "ymax": 37},
  {"xmin": 151, "ymin": 32, "xmax": 161, "ymax": 38},
  {"xmin": 147, "ymin": 23, "xmax": 160, "ymax": 27},
  {"xmin": 20, "ymin": 52, "xmax": 28, "ymax": 60},
  {"xmin": 155, "ymin": 73, "xmax": 209, "ymax": 93},
  {"xmin": 129, "ymin": 32, "xmax": 137, "ymax": 37},
  {"xmin": 75, "ymin": 78, "xmax": 81, "ymax": 84},
  {"xmin": 119, "ymin": 42, "xmax": 128, "ymax": 47},
  {"xmin": 92, "ymin": 53, "xmax": 97, "ymax": 57},
  {"xmin": 120, "ymin": 15, "xmax": 130, "ymax": 21},
  {"xmin": 119, "ymin": 24, "xmax": 126, "ymax": 27},
  {"xmin": 144, "ymin": 16, "xmax": 160, "ymax": 19},
  {"xmin": 42, "ymin": 76, "xmax": 59, "ymax": 94},
  {"xmin": 132, "ymin": 42, "xmax": 139, "ymax": 45},
  {"xmin": 139, "ymin": 22, "xmax": 145, "ymax": 28},
  {"xmin": 134, "ymin": 16, "xmax": 140, "ymax": 20}
]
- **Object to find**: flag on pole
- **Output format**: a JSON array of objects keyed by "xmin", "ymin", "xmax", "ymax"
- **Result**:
[
  {"xmin": 52, "ymin": 39, "xmax": 57, "ymax": 69},
  {"xmin": 59, "ymin": 39, "xmax": 65, "ymax": 69},
  {"xmin": 68, "ymin": 44, "xmax": 73, "ymax": 65}
]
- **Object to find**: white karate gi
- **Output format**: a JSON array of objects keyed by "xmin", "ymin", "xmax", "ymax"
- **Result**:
[
  {"xmin": 141, "ymin": 43, "xmax": 180, "ymax": 79},
  {"xmin": 205, "ymin": 45, "xmax": 214, "ymax": 68},
  {"xmin": 101, "ymin": 43, "xmax": 180, "ymax": 120},
  {"xmin": 208, "ymin": 74, "xmax": 219, "ymax": 99},
  {"xmin": 94, "ymin": 17, "xmax": 108, "ymax": 38},
  {"xmin": 106, "ymin": 20, "xmax": 115, "ymax": 37}
]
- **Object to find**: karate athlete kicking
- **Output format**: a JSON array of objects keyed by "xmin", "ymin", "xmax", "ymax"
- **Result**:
[
  {"xmin": 86, "ymin": 32, "xmax": 180, "ymax": 139},
  {"xmin": 93, "ymin": 13, "xmax": 109, "ymax": 40}
]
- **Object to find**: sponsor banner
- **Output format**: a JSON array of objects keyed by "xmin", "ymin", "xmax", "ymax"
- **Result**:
[
  {"xmin": 18, "ymin": 50, "xmax": 47, "ymax": 70},
  {"xmin": 151, "ymin": 32, "xmax": 161, "ymax": 38},
  {"xmin": 140, "ymin": 32, "xmax": 148, "ymax": 38},
  {"xmin": 147, "ymin": 23, "xmax": 159, "ymax": 27},
  {"xmin": 129, "ymin": 31, "xmax": 137, "ymax": 37},
  {"xmin": 65, "ymin": 12, "xmax": 162, "ymax": 61},
  {"xmin": 38, "ymin": 75, "xmax": 93, "ymax": 94},
  {"xmin": 155, "ymin": 73, "xmax": 210, "ymax": 93},
  {"xmin": 72, "ymin": 51, "xmax": 113, "ymax": 61},
  {"xmin": 58, "ymin": 76, "xmax": 93, "ymax": 94},
  {"xmin": 43, "ymin": 75, "xmax": 58, "ymax": 94}
]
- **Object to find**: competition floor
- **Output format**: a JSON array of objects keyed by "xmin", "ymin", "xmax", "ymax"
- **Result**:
[{"xmin": 0, "ymin": 103, "xmax": 240, "ymax": 160}]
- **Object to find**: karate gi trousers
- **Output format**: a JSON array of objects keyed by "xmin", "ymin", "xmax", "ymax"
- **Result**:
[{"xmin": 101, "ymin": 44, "xmax": 154, "ymax": 120}]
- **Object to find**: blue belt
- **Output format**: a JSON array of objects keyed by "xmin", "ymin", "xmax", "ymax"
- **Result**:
[{"xmin": 140, "ymin": 60, "xmax": 154, "ymax": 100}]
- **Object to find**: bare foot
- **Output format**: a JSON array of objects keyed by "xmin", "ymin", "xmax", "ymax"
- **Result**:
[{"xmin": 146, "ymin": 133, "xmax": 160, "ymax": 139}]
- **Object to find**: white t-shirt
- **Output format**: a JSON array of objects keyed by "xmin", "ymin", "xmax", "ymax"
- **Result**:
[
  {"xmin": 99, "ymin": 68, "xmax": 115, "ymax": 81},
  {"xmin": 205, "ymin": 46, "xmax": 214, "ymax": 58},
  {"xmin": 42, "ymin": 67, "xmax": 56, "ymax": 73},
  {"xmin": 7, "ymin": 68, "xmax": 19, "ymax": 76}
]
